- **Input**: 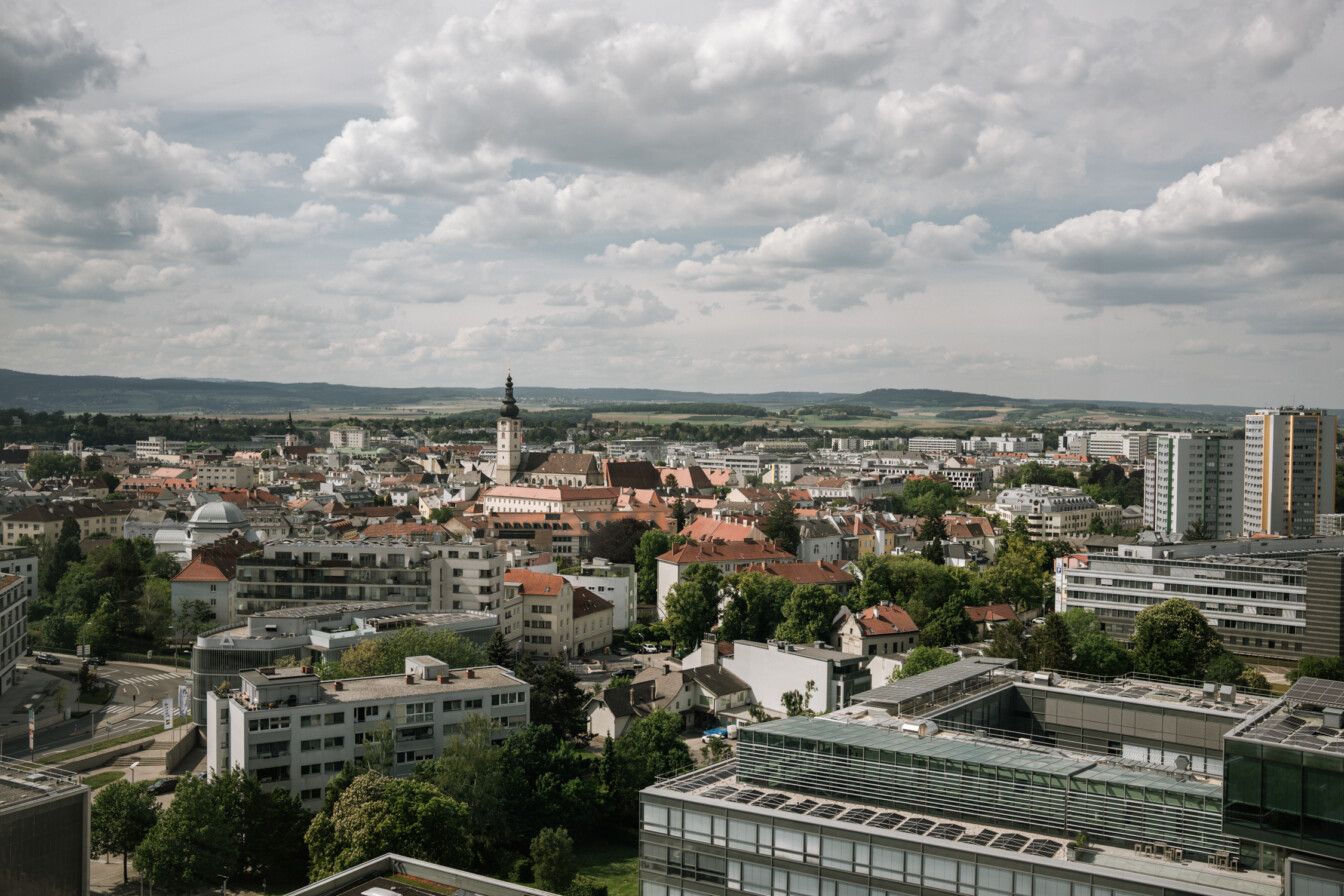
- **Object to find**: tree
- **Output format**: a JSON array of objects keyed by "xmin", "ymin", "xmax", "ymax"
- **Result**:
[
  {"xmin": 774, "ymin": 585, "xmax": 843, "ymax": 644},
  {"xmin": 634, "ymin": 528, "xmax": 671, "ymax": 606},
  {"xmin": 920, "ymin": 538, "xmax": 944, "ymax": 566},
  {"xmin": 78, "ymin": 596, "xmax": 120, "ymax": 656},
  {"xmin": 918, "ymin": 596, "xmax": 974, "ymax": 647},
  {"xmin": 986, "ymin": 619, "xmax": 1027, "ymax": 663},
  {"xmin": 429, "ymin": 506, "xmax": 454, "ymax": 523},
  {"xmin": 1072, "ymin": 632, "xmax": 1133, "ymax": 677},
  {"xmin": 307, "ymin": 772, "xmax": 470, "ymax": 878},
  {"xmin": 1026, "ymin": 613, "xmax": 1073, "ymax": 672},
  {"xmin": 891, "ymin": 646, "xmax": 957, "ymax": 680},
  {"xmin": 979, "ymin": 536, "xmax": 1050, "ymax": 610},
  {"xmin": 487, "ymin": 629, "xmax": 514, "ymax": 666},
  {"xmin": 673, "ymin": 498, "xmax": 687, "ymax": 533},
  {"xmin": 530, "ymin": 827, "xmax": 578, "ymax": 893},
  {"xmin": 39, "ymin": 518, "xmax": 83, "ymax": 597},
  {"xmin": 518, "ymin": 656, "xmax": 588, "ymax": 740},
  {"xmin": 25, "ymin": 451, "xmax": 81, "ymax": 481},
  {"xmin": 917, "ymin": 515, "xmax": 947, "ymax": 542},
  {"xmin": 761, "ymin": 497, "xmax": 800, "ymax": 554},
  {"xmin": 322, "ymin": 627, "xmax": 485, "ymax": 679},
  {"xmin": 1182, "ymin": 519, "xmax": 1212, "ymax": 541},
  {"xmin": 139, "ymin": 577, "xmax": 173, "ymax": 646},
  {"xmin": 1058, "ymin": 607, "xmax": 1101, "ymax": 643},
  {"xmin": 360, "ymin": 721, "xmax": 396, "ymax": 772},
  {"xmin": 415, "ymin": 716, "xmax": 518, "ymax": 864},
  {"xmin": 135, "ymin": 775, "xmax": 240, "ymax": 892},
  {"xmin": 1288, "ymin": 655, "xmax": 1344, "ymax": 683},
  {"xmin": 718, "ymin": 572, "xmax": 792, "ymax": 642},
  {"xmin": 91, "ymin": 780, "xmax": 159, "ymax": 883},
  {"xmin": 1003, "ymin": 462, "xmax": 1077, "ymax": 490},
  {"xmin": 782, "ymin": 680, "xmax": 816, "ymax": 717},
  {"xmin": 609, "ymin": 711, "xmax": 692, "ymax": 822},
  {"xmin": 664, "ymin": 564, "xmax": 722, "ymax": 654},
  {"xmin": 1132, "ymin": 599, "xmax": 1222, "ymax": 680},
  {"xmin": 585, "ymin": 518, "xmax": 652, "ymax": 564},
  {"xmin": 899, "ymin": 479, "xmax": 961, "ymax": 518},
  {"xmin": 172, "ymin": 599, "xmax": 215, "ymax": 643},
  {"xmin": 210, "ymin": 768, "xmax": 310, "ymax": 888}
]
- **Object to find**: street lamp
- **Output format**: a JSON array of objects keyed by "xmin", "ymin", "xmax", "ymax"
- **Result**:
[{"xmin": 129, "ymin": 760, "xmax": 139, "ymax": 783}]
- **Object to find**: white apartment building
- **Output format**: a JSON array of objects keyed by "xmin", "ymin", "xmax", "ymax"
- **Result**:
[
  {"xmin": 907, "ymin": 436, "xmax": 960, "ymax": 456},
  {"xmin": 328, "ymin": 425, "xmax": 368, "ymax": 450},
  {"xmin": 1058, "ymin": 429, "xmax": 1156, "ymax": 461},
  {"xmin": 994, "ymin": 485, "xmax": 1121, "ymax": 539},
  {"xmin": 206, "ymin": 656, "xmax": 529, "ymax": 809},
  {"xmin": 1142, "ymin": 433, "xmax": 1244, "ymax": 539},
  {"xmin": 924, "ymin": 460, "xmax": 992, "ymax": 493},
  {"xmin": 562, "ymin": 558, "xmax": 637, "ymax": 630},
  {"xmin": 196, "ymin": 463, "xmax": 257, "ymax": 490},
  {"xmin": 720, "ymin": 454, "xmax": 777, "ymax": 485},
  {"xmin": 505, "ymin": 569, "xmax": 575, "ymax": 657},
  {"xmin": 135, "ymin": 436, "xmax": 187, "ymax": 460},
  {"xmin": 1243, "ymin": 407, "xmax": 1337, "ymax": 537},
  {"xmin": 0, "ymin": 547, "xmax": 38, "ymax": 608},
  {"xmin": 964, "ymin": 432, "xmax": 1046, "ymax": 454},
  {"xmin": 0, "ymin": 574, "xmax": 26, "ymax": 695},
  {"xmin": 1056, "ymin": 536, "xmax": 1344, "ymax": 663}
]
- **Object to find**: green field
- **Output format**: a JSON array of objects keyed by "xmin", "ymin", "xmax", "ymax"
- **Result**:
[{"xmin": 575, "ymin": 839, "xmax": 639, "ymax": 896}]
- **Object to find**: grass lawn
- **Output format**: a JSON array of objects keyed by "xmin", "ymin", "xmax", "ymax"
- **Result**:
[
  {"xmin": 41, "ymin": 714, "xmax": 184, "ymax": 764},
  {"xmin": 82, "ymin": 770, "xmax": 124, "ymax": 790},
  {"xmin": 575, "ymin": 840, "xmax": 638, "ymax": 896}
]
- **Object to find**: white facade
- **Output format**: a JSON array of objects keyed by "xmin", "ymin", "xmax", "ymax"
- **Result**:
[
  {"xmin": 1141, "ymin": 433, "xmax": 1244, "ymax": 539},
  {"xmin": 722, "ymin": 640, "xmax": 871, "ymax": 715},
  {"xmin": 908, "ymin": 437, "xmax": 960, "ymax": 456},
  {"xmin": 994, "ymin": 485, "xmax": 1120, "ymax": 539},
  {"xmin": 134, "ymin": 436, "xmax": 187, "ymax": 460},
  {"xmin": 563, "ymin": 559, "xmax": 637, "ymax": 630},
  {"xmin": 0, "ymin": 574, "xmax": 26, "ymax": 695},
  {"xmin": 328, "ymin": 426, "xmax": 368, "ymax": 450},
  {"xmin": 0, "ymin": 548, "xmax": 38, "ymax": 608},
  {"xmin": 1243, "ymin": 408, "xmax": 1337, "ymax": 537},
  {"xmin": 206, "ymin": 657, "xmax": 529, "ymax": 808},
  {"xmin": 196, "ymin": 463, "xmax": 257, "ymax": 489}
]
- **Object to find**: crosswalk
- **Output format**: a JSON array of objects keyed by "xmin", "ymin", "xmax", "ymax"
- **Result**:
[{"xmin": 106, "ymin": 671, "xmax": 187, "ymax": 687}]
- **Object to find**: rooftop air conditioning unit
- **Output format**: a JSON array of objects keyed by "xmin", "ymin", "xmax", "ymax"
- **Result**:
[{"xmin": 1324, "ymin": 707, "xmax": 1343, "ymax": 730}]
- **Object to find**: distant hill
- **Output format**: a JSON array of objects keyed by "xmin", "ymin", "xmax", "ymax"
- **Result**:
[{"xmin": 0, "ymin": 368, "xmax": 1259, "ymax": 423}]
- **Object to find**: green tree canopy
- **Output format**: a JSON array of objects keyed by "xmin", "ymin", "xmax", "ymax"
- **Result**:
[
  {"xmin": 761, "ymin": 497, "xmax": 800, "ymax": 554},
  {"xmin": 664, "ymin": 564, "xmax": 723, "ymax": 654},
  {"xmin": 1072, "ymin": 631, "xmax": 1133, "ymax": 677},
  {"xmin": 530, "ymin": 827, "xmax": 578, "ymax": 893},
  {"xmin": 1026, "ymin": 614, "xmax": 1073, "ymax": 672},
  {"xmin": 898, "ymin": 479, "xmax": 961, "ymax": 519},
  {"xmin": 891, "ymin": 646, "xmax": 958, "ymax": 680},
  {"xmin": 307, "ymin": 772, "xmax": 470, "ymax": 879},
  {"xmin": 1002, "ymin": 462, "xmax": 1077, "ymax": 489},
  {"xmin": 634, "ymin": 528, "xmax": 671, "ymax": 606},
  {"xmin": 91, "ymin": 780, "xmax": 159, "ymax": 883},
  {"xmin": 1288, "ymin": 655, "xmax": 1344, "ymax": 683},
  {"xmin": 517, "ymin": 656, "xmax": 588, "ymax": 740},
  {"xmin": 1132, "ymin": 598, "xmax": 1222, "ymax": 680},
  {"xmin": 134, "ymin": 775, "xmax": 240, "ymax": 892},
  {"xmin": 25, "ymin": 451, "xmax": 81, "ymax": 481},
  {"xmin": 718, "ymin": 572, "xmax": 793, "ymax": 642},
  {"xmin": 321, "ymin": 627, "xmax": 485, "ymax": 679},
  {"xmin": 774, "ymin": 584, "xmax": 844, "ymax": 644},
  {"xmin": 986, "ymin": 619, "xmax": 1027, "ymax": 663},
  {"xmin": 585, "ymin": 518, "xmax": 653, "ymax": 565},
  {"xmin": 608, "ymin": 711, "xmax": 692, "ymax": 822}
]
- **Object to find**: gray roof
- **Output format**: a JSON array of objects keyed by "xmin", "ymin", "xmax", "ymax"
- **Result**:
[
  {"xmin": 852, "ymin": 656, "xmax": 1015, "ymax": 706},
  {"xmin": 684, "ymin": 665, "xmax": 750, "ymax": 697}
]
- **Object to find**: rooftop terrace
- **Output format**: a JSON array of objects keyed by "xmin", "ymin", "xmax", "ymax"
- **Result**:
[{"xmin": 1228, "ymin": 676, "xmax": 1344, "ymax": 755}]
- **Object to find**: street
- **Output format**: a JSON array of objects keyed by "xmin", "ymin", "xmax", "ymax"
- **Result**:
[{"xmin": 0, "ymin": 657, "xmax": 189, "ymax": 759}]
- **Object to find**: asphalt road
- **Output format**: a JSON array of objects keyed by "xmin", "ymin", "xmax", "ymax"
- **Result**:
[{"xmin": 0, "ymin": 659, "xmax": 190, "ymax": 759}]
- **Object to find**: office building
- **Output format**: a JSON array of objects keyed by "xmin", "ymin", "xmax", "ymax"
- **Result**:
[
  {"xmin": 189, "ymin": 602, "xmax": 497, "ymax": 720},
  {"xmin": 0, "ymin": 760, "xmax": 90, "ymax": 896},
  {"xmin": 993, "ymin": 485, "xmax": 1120, "ymax": 539},
  {"xmin": 134, "ymin": 435, "xmax": 187, "ymax": 459},
  {"xmin": 1142, "ymin": 433, "xmax": 1244, "ymax": 539},
  {"xmin": 640, "ymin": 657, "xmax": 1341, "ymax": 896},
  {"xmin": 563, "ymin": 558, "xmax": 638, "ymax": 631},
  {"xmin": 206, "ymin": 656, "xmax": 529, "ymax": 809},
  {"xmin": 1056, "ymin": 535, "xmax": 1344, "ymax": 663},
  {"xmin": 1243, "ymin": 408, "xmax": 1337, "ymax": 537},
  {"xmin": 907, "ymin": 436, "xmax": 960, "ymax": 456},
  {"xmin": 283, "ymin": 854, "xmax": 559, "ymax": 896}
]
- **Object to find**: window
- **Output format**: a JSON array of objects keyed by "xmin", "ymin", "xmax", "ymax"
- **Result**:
[
  {"xmin": 491, "ymin": 691, "xmax": 524, "ymax": 706},
  {"xmin": 324, "ymin": 712, "xmax": 345, "ymax": 725},
  {"xmin": 300, "ymin": 788, "xmax": 323, "ymax": 800},
  {"xmin": 403, "ymin": 701, "xmax": 434, "ymax": 723},
  {"xmin": 465, "ymin": 698, "xmax": 483, "ymax": 710},
  {"xmin": 301, "ymin": 763, "xmax": 321, "ymax": 776},
  {"xmin": 300, "ymin": 739, "xmax": 321, "ymax": 752},
  {"xmin": 300, "ymin": 714, "xmax": 321, "ymax": 728},
  {"xmin": 443, "ymin": 699, "xmax": 463, "ymax": 712}
]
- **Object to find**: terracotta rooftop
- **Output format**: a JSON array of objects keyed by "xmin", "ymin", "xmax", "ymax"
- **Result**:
[
  {"xmin": 850, "ymin": 603, "xmax": 919, "ymax": 636},
  {"xmin": 658, "ymin": 538, "xmax": 794, "ymax": 564},
  {"xmin": 965, "ymin": 603, "xmax": 1019, "ymax": 624},
  {"xmin": 505, "ymin": 568, "xmax": 567, "ymax": 596}
]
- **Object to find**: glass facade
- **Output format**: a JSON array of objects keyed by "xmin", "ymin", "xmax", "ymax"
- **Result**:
[{"xmin": 1224, "ymin": 738, "xmax": 1344, "ymax": 860}]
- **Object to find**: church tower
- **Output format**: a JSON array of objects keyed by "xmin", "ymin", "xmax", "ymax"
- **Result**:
[
  {"xmin": 496, "ymin": 373, "xmax": 523, "ymax": 483},
  {"xmin": 284, "ymin": 412, "xmax": 300, "ymax": 447},
  {"xmin": 67, "ymin": 430, "xmax": 83, "ymax": 456}
]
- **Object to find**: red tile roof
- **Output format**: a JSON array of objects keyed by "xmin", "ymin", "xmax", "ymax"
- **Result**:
[
  {"xmin": 852, "ymin": 603, "xmax": 919, "ymax": 635},
  {"xmin": 658, "ymin": 539, "xmax": 794, "ymax": 565},
  {"xmin": 505, "ymin": 568, "xmax": 568, "ymax": 596},
  {"xmin": 751, "ymin": 560, "xmax": 855, "ymax": 587},
  {"xmin": 965, "ymin": 603, "xmax": 1018, "ymax": 624}
]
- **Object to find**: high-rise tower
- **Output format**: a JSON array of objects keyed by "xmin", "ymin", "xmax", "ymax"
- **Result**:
[
  {"xmin": 496, "ymin": 374, "xmax": 522, "ymax": 484},
  {"xmin": 1243, "ymin": 407, "xmax": 1337, "ymax": 536}
]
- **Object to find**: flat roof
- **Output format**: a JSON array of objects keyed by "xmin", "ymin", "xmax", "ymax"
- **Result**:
[
  {"xmin": 0, "ymin": 760, "xmax": 85, "ymax": 810},
  {"xmin": 1227, "ymin": 677, "xmax": 1344, "ymax": 754},
  {"xmin": 852, "ymin": 656, "xmax": 1016, "ymax": 705},
  {"xmin": 326, "ymin": 666, "xmax": 524, "ymax": 702},
  {"xmin": 646, "ymin": 762, "xmax": 1276, "ymax": 896}
]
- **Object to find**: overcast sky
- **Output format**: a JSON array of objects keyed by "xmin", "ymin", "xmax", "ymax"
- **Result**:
[{"xmin": 3, "ymin": 1, "xmax": 1343, "ymax": 405}]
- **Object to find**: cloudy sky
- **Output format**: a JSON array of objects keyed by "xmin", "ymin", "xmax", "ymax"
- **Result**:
[{"xmin": 3, "ymin": 1, "xmax": 1343, "ymax": 405}]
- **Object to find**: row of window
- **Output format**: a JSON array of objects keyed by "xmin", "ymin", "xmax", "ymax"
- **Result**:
[{"xmin": 299, "ymin": 736, "xmax": 345, "ymax": 751}]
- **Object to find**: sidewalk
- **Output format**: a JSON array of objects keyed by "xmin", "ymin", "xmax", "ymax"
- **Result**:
[{"xmin": 0, "ymin": 663, "xmax": 77, "ymax": 736}]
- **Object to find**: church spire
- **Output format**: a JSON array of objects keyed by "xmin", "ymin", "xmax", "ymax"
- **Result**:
[
  {"xmin": 500, "ymin": 373, "xmax": 519, "ymax": 419},
  {"xmin": 285, "ymin": 412, "xmax": 295, "ymax": 433}
]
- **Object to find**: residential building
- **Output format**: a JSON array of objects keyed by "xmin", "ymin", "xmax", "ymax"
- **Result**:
[
  {"xmin": 923, "ymin": 462, "xmax": 992, "ymax": 494},
  {"xmin": 0, "ymin": 760, "xmax": 90, "ymax": 896},
  {"xmin": 0, "ymin": 575, "xmax": 26, "ymax": 695},
  {"xmin": 964, "ymin": 603, "xmax": 1019, "ymax": 637},
  {"xmin": 750, "ymin": 560, "xmax": 856, "ymax": 596},
  {"xmin": 572, "ymin": 586, "xmax": 614, "ymax": 655},
  {"xmin": 721, "ymin": 454, "xmax": 777, "ymax": 485},
  {"xmin": 0, "ymin": 545, "xmax": 38, "ymax": 608},
  {"xmin": 206, "ymin": 657, "xmax": 529, "ymax": 808},
  {"xmin": 0, "ymin": 501, "xmax": 129, "ymax": 545},
  {"xmin": 563, "ymin": 558, "xmax": 638, "ymax": 631},
  {"xmin": 233, "ymin": 540, "xmax": 443, "ymax": 616},
  {"xmin": 505, "ymin": 568, "xmax": 575, "ymax": 658},
  {"xmin": 640, "ymin": 659, "xmax": 1339, "ymax": 896},
  {"xmin": 188, "ymin": 603, "xmax": 497, "ymax": 720},
  {"xmin": 1059, "ymin": 429, "xmax": 1156, "ymax": 461},
  {"xmin": 993, "ymin": 485, "xmax": 1120, "ymax": 539},
  {"xmin": 1142, "ymin": 433, "xmax": 1244, "ymax": 539},
  {"xmin": 831, "ymin": 602, "xmax": 919, "ymax": 656},
  {"xmin": 721, "ymin": 640, "xmax": 871, "ymax": 715},
  {"xmin": 908, "ymin": 436, "xmax": 961, "ymax": 456},
  {"xmin": 197, "ymin": 463, "xmax": 257, "ymax": 489},
  {"xmin": 134, "ymin": 435, "xmax": 186, "ymax": 459},
  {"xmin": 481, "ymin": 485, "xmax": 619, "ymax": 514},
  {"xmin": 656, "ymin": 539, "xmax": 795, "ymax": 616},
  {"xmin": 1056, "ymin": 535, "xmax": 1344, "ymax": 662},
  {"xmin": 328, "ymin": 424, "xmax": 368, "ymax": 450},
  {"xmin": 964, "ymin": 432, "xmax": 1046, "ymax": 454},
  {"xmin": 170, "ymin": 534, "xmax": 256, "ymax": 624},
  {"xmin": 585, "ymin": 663, "xmax": 752, "ymax": 738},
  {"xmin": 1243, "ymin": 407, "xmax": 1338, "ymax": 537}
]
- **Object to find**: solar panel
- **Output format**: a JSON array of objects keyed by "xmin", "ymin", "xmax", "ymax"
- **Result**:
[
  {"xmin": 1023, "ymin": 839, "xmax": 1061, "ymax": 857},
  {"xmin": 727, "ymin": 789, "xmax": 765, "ymax": 804},
  {"xmin": 898, "ymin": 817, "xmax": 934, "ymax": 836},
  {"xmin": 838, "ymin": 808, "xmax": 875, "ymax": 825},
  {"xmin": 868, "ymin": 812, "xmax": 906, "ymax": 829},
  {"xmin": 960, "ymin": 830, "xmax": 996, "ymax": 846},
  {"xmin": 991, "ymin": 833, "xmax": 1029, "ymax": 852},
  {"xmin": 703, "ymin": 786, "xmax": 738, "ymax": 800},
  {"xmin": 929, "ymin": 823, "xmax": 965, "ymax": 840},
  {"xmin": 1287, "ymin": 677, "xmax": 1344, "ymax": 709},
  {"xmin": 809, "ymin": 804, "xmax": 844, "ymax": 819},
  {"xmin": 782, "ymin": 799, "xmax": 818, "ymax": 814}
]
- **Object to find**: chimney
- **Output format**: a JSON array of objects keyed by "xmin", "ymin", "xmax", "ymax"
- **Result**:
[
  {"xmin": 300, "ymin": 665, "xmax": 313, "ymax": 675},
  {"xmin": 334, "ymin": 680, "xmax": 344, "ymax": 691},
  {"xmin": 467, "ymin": 668, "xmax": 476, "ymax": 679},
  {"xmin": 437, "ymin": 675, "xmax": 447, "ymax": 684},
  {"xmin": 853, "ymin": 514, "xmax": 860, "ymax": 536},
  {"xmin": 405, "ymin": 673, "xmax": 415, "ymax": 685}
]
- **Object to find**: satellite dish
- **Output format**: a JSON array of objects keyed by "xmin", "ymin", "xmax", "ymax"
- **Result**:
[{"xmin": 1175, "ymin": 755, "xmax": 1192, "ymax": 771}]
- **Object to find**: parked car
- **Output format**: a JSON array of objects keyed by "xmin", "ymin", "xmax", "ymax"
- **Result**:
[
  {"xmin": 33, "ymin": 653, "xmax": 60, "ymax": 665},
  {"xmin": 702, "ymin": 727, "xmax": 729, "ymax": 743},
  {"xmin": 147, "ymin": 776, "xmax": 178, "ymax": 795},
  {"xmin": 614, "ymin": 647, "xmax": 631, "ymax": 656},
  {"xmin": 640, "ymin": 643, "xmax": 660, "ymax": 654},
  {"xmin": 87, "ymin": 656, "xmax": 106, "ymax": 666}
]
